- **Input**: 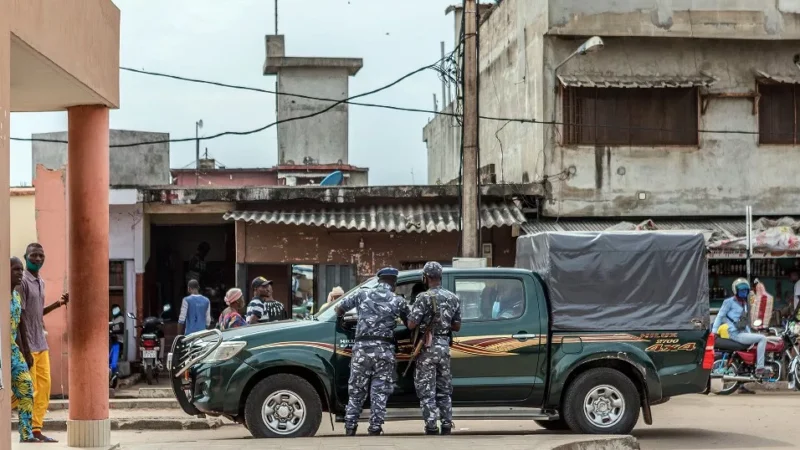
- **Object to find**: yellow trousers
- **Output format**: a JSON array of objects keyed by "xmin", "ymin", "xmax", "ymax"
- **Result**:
[{"xmin": 29, "ymin": 350, "xmax": 51, "ymax": 432}]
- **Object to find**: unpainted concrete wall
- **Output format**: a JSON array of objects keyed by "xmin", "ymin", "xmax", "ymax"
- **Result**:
[
  {"xmin": 236, "ymin": 222, "xmax": 516, "ymax": 280},
  {"xmin": 549, "ymin": 0, "xmax": 800, "ymax": 39},
  {"xmin": 425, "ymin": 0, "xmax": 547, "ymax": 186},
  {"xmin": 424, "ymin": 0, "xmax": 800, "ymax": 217},
  {"xmin": 32, "ymin": 129, "xmax": 170, "ymax": 186},
  {"xmin": 278, "ymin": 67, "xmax": 349, "ymax": 166}
]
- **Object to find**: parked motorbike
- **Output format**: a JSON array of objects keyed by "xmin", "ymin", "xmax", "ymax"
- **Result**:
[
  {"xmin": 711, "ymin": 319, "xmax": 785, "ymax": 395},
  {"xmin": 108, "ymin": 319, "xmax": 124, "ymax": 389},
  {"xmin": 128, "ymin": 305, "xmax": 169, "ymax": 385}
]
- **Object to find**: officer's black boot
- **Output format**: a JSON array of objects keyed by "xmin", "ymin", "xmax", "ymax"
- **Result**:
[
  {"xmin": 424, "ymin": 425, "xmax": 439, "ymax": 435},
  {"xmin": 367, "ymin": 425, "xmax": 383, "ymax": 436},
  {"xmin": 345, "ymin": 425, "xmax": 357, "ymax": 436},
  {"xmin": 440, "ymin": 422, "xmax": 453, "ymax": 435}
]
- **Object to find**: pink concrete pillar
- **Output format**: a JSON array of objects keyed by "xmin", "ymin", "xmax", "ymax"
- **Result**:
[
  {"xmin": 66, "ymin": 106, "xmax": 110, "ymax": 447},
  {"xmin": 0, "ymin": 19, "xmax": 12, "ymax": 450}
]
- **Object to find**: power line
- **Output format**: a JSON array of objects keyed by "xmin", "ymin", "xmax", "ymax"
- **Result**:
[
  {"xmin": 10, "ymin": 62, "xmax": 777, "ymax": 146},
  {"xmin": 11, "ymin": 51, "xmax": 459, "ymax": 148}
]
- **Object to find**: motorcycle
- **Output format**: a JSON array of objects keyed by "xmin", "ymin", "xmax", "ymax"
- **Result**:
[
  {"xmin": 711, "ymin": 319, "xmax": 785, "ymax": 395},
  {"xmin": 782, "ymin": 322, "xmax": 800, "ymax": 390},
  {"xmin": 108, "ymin": 319, "xmax": 124, "ymax": 389},
  {"xmin": 128, "ymin": 305, "xmax": 169, "ymax": 385}
]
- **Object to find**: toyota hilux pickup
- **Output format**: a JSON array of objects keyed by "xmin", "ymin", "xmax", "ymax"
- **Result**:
[{"xmin": 168, "ymin": 231, "xmax": 713, "ymax": 438}]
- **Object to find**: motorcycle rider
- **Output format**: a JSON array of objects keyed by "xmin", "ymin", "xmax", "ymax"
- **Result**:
[{"xmin": 712, "ymin": 278, "xmax": 772, "ymax": 378}]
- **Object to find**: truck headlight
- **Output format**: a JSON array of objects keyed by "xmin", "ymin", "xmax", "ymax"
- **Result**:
[{"xmin": 202, "ymin": 341, "xmax": 247, "ymax": 364}]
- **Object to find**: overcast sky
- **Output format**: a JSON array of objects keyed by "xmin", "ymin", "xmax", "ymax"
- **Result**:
[{"xmin": 9, "ymin": 0, "xmax": 459, "ymax": 186}]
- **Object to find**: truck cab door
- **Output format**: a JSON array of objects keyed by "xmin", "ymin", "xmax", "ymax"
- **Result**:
[
  {"xmin": 446, "ymin": 273, "xmax": 546, "ymax": 403},
  {"xmin": 332, "ymin": 276, "xmax": 422, "ymax": 409}
]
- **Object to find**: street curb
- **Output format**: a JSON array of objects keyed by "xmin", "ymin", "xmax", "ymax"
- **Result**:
[
  {"xmin": 48, "ymin": 399, "xmax": 180, "ymax": 410},
  {"xmin": 11, "ymin": 418, "xmax": 225, "ymax": 432},
  {"xmin": 551, "ymin": 436, "xmax": 640, "ymax": 450}
]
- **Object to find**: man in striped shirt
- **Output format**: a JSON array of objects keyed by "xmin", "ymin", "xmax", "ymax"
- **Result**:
[{"xmin": 246, "ymin": 277, "xmax": 287, "ymax": 324}]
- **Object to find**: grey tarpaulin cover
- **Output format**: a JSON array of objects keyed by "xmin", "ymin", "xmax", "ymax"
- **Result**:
[{"xmin": 516, "ymin": 231, "xmax": 709, "ymax": 331}]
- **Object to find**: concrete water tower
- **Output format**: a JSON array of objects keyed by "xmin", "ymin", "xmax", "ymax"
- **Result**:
[{"xmin": 263, "ymin": 35, "xmax": 363, "ymax": 166}]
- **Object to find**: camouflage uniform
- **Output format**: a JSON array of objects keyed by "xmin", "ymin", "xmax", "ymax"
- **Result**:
[
  {"xmin": 338, "ymin": 268, "xmax": 409, "ymax": 434},
  {"xmin": 409, "ymin": 262, "xmax": 461, "ymax": 433}
]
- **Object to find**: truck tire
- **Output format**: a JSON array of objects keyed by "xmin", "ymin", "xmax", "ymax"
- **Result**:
[
  {"xmin": 244, "ymin": 374, "xmax": 322, "ymax": 438},
  {"xmin": 562, "ymin": 368, "xmax": 640, "ymax": 435},
  {"xmin": 534, "ymin": 418, "xmax": 570, "ymax": 431}
]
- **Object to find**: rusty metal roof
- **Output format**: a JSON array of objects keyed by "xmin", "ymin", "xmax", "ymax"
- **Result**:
[
  {"xmin": 522, "ymin": 218, "xmax": 746, "ymax": 240},
  {"xmin": 754, "ymin": 70, "xmax": 800, "ymax": 85},
  {"xmin": 557, "ymin": 74, "xmax": 717, "ymax": 89},
  {"xmin": 224, "ymin": 202, "xmax": 526, "ymax": 233}
]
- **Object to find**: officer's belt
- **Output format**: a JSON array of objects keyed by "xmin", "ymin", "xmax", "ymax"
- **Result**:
[{"xmin": 355, "ymin": 336, "xmax": 395, "ymax": 343}]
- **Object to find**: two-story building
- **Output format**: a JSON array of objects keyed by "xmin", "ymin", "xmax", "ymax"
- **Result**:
[{"xmin": 423, "ymin": 0, "xmax": 800, "ymax": 314}]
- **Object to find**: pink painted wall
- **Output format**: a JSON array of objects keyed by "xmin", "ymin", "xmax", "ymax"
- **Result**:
[
  {"xmin": 172, "ymin": 170, "xmax": 279, "ymax": 187},
  {"xmin": 33, "ymin": 165, "xmax": 70, "ymax": 396}
]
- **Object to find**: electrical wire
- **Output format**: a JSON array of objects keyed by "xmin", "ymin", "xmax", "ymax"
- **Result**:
[{"xmin": 11, "ymin": 49, "xmax": 462, "ymax": 148}]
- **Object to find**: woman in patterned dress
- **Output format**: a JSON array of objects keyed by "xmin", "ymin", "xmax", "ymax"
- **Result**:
[
  {"xmin": 9, "ymin": 257, "xmax": 39, "ymax": 443},
  {"xmin": 218, "ymin": 288, "xmax": 246, "ymax": 331}
]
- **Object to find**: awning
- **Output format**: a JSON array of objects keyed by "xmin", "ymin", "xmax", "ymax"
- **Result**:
[
  {"xmin": 557, "ymin": 74, "xmax": 717, "ymax": 89},
  {"xmin": 754, "ymin": 70, "xmax": 800, "ymax": 85},
  {"xmin": 224, "ymin": 201, "xmax": 525, "ymax": 233},
  {"xmin": 521, "ymin": 218, "xmax": 744, "ymax": 242}
]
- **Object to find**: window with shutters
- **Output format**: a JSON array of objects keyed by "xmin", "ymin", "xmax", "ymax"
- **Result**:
[
  {"xmin": 562, "ymin": 87, "xmax": 699, "ymax": 146},
  {"xmin": 758, "ymin": 83, "xmax": 798, "ymax": 145}
]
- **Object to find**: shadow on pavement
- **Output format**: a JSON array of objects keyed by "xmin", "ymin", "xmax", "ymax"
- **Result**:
[{"xmin": 633, "ymin": 428, "xmax": 792, "ymax": 449}]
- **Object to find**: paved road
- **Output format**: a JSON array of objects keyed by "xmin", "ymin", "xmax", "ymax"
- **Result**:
[{"xmin": 13, "ymin": 392, "xmax": 800, "ymax": 449}]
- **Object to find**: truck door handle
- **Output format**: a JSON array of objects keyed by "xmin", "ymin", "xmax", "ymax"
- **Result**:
[{"xmin": 512, "ymin": 332, "xmax": 538, "ymax": 341}]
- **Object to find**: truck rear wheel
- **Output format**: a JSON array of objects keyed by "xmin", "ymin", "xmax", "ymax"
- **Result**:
[
  {"xmin": 244, "ymin": 374, "xmax": 322, "ymax": 438},
  {"xmin": 562, "ymin": 368, "xmax": 640, "ymax": 435}
]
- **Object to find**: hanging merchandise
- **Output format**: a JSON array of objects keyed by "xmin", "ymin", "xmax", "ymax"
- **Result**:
[{"xmin": 749, "ymin": 279, "xmax": 774, "ymax": 328}]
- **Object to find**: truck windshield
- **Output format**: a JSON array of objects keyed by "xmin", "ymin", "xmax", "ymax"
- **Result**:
[{"xmin": 315, "ymin": 277, "xmax": 379, "ymax": 321}]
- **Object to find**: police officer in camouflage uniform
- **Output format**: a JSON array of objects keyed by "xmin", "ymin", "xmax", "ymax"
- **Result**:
[
  {"xmin": 335, "ymin": 267, "xmax": 409, "ymax": 436},
  {"xmin": 408, "ymin": 261, "xmax": 461, "ymax": 435}
]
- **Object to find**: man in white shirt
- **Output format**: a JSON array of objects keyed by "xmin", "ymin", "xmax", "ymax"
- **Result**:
[{"xmin": 783, "ymin": 270, "xmax": 800, "ymax": 320}]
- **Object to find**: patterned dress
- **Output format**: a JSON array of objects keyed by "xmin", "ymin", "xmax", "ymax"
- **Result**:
[
  {"xmin": 10, "ymin": 290, "xmax": 35, "ymax": 441},
  {"xmin": 217, "ymin": 309, "xmax": 246, "ymax": 331}
]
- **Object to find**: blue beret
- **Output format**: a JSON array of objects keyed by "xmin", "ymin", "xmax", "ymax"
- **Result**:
[{"xmin": 376, "ymin": 267, "xmax": 399, "ymax": 278}]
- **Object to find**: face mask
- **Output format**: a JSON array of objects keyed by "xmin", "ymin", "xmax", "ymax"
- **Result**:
[
  {"xmin": 112, "ymin": 307, "xmax": 121, "ymax": 316},
  {"xmin": 25, "ymin": 258, "xmax": 43, "ymax": 272},
  {"xmin": 491, "ymin": 301, "xmax": 501, "ymax": 319},
  {"xmin": 736, "ymin": 288, "xmax": 750, "ymax": 299},
  {"xmin": 163, "ymin": 304, "xmax": 172, "ymax": 312}
]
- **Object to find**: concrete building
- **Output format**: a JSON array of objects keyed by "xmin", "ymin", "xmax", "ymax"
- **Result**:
[
  {"xmin": 423, "ymin": 0, "xmax": 800, "ymax": 218},
  {"xmin": 33, "ymin": 129, "xmax": 170, "ymax": 186},
  {"xmin": 10, "ymin": 187, "xmax": 36, "ymax": 261},
  {"xmin": 264, "ymin": 34, "xmax": 363, "ymax": 167},
  {"xmin": 1, "ymin": 0, "xmax": 120, "ymax": 447}
]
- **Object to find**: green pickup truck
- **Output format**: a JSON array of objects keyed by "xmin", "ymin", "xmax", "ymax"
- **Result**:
[{"xmin": 168, "ymin": 231, "xmax": 713, "ymax": 438}]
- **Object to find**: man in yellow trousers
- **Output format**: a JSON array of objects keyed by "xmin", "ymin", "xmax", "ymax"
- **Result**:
[{"xmin": 17, "ymin": 243, "xmax": 69, "ymax": 443}]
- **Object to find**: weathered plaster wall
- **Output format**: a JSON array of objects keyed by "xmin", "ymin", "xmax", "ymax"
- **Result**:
[
  {"xmin": 236, "ymin": 222, "xmax": 516, "ymax": 280},
  {"xmin": 278, "ymin": 67, "xmax": 350, "ymax": 165},
  {"xmin": 549, "ymin": 0, "xmax": 800, "ymax": 39},
  {"xmin": 10, "ymin": 188, "xmax": 36, "ymax": 260},
  {"xmin": 32, "ymin": 129, "xmax": 170, "ymax": 187},
  {"xmin": 424, "ymin": 0, "xmax": 800, "ymax": 217},
  {"xmin": 33, "ymin": 165, "xmax": 70, "ymax": 396},
  {"xmin": 545, "ymin": 37, "xmax": 800, "ymax": 217}
]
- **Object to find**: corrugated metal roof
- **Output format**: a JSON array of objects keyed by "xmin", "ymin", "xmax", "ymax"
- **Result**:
[
  {"xmin": 521, "ymin": 218, "xmax": 746, "ymax": 239},
  {"xmin": 755, "ymin": 70, "xmax": 800, "ymax": 85},
  {"xmin": 224, "ymin": 202, "xmax": 525, "ymax": 233},
  {"xmin": 558, "ymin": 74, "xmax": 717, "ymax": 89}
]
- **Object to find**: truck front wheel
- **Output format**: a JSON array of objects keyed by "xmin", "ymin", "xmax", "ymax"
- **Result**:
[
  {"xmin": 562, "ymin": 368, "xmax": 640, "ymax": 435},
  {"xmin": 244, "ymin": 374, "xmax": 323, "ymax": 438}
]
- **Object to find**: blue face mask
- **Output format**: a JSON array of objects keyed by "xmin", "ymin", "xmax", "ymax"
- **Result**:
[
  {"xmin": 111, "ymin": 307, "xmax": 121, "ymax": 316},
  {"xmin": 736, "ymin": 288, "xmax": 750, "ymax": 299},
  {"xmin": 491, "ymin": 301, "xmax": 501, "ymax": 319}
]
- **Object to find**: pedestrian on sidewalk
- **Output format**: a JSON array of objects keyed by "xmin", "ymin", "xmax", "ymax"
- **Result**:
[
  {"xmin": 17, "ymin": 242, "xmax": 68, "ymax": 443},
  {"xmin": 179, "ymin": 279, "xmax": 211, "ymax": 335},
  {"xmin": 246, "ymin": 277, "xmax": 287, "ymax": 324},
  {"xmin": 218, "ymin": 288, "xmax": 246, "ymax": 331},
  {"xmin": 10, "ymin": 256, "xmax": 40, "ymax": 443}
]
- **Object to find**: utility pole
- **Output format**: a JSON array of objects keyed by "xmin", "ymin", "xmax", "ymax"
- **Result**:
[
  {"xmin": 195, "ymin": 119, "xmax": 203, "ymax": 186},
  {"xmin": 461, "ymin": 0, "xmax": 479, "ymax": 258}
]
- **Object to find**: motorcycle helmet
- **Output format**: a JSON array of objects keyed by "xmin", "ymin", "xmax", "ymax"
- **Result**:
[{"xmin": 731, "ymin": 278, "xmax": 751, "ymax": 300}]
